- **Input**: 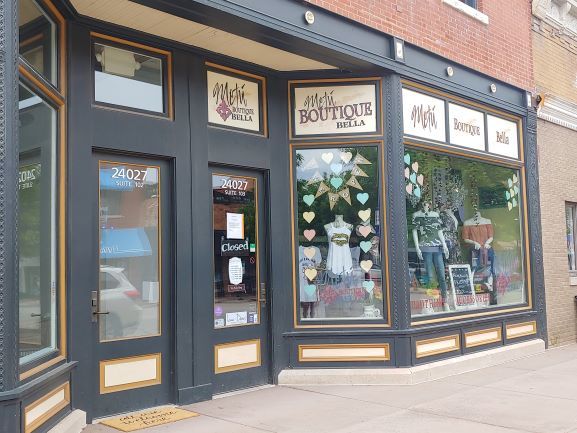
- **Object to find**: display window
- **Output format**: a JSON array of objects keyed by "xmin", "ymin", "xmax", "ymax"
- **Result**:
[
  {"xmin": 405, "ymin": 147, "xmax": 527, "ymax": 318},
  {"xmin": 291, "ymin": 143, "xmax": 387, "ymax": 323}
]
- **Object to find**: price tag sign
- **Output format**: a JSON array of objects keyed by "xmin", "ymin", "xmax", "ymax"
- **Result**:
[{"xmin": 448, "ymin": 264, "xmax": 477, "ymax": 310}]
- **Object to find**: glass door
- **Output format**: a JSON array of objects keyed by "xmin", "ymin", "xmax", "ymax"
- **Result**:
[
  {"xmin": 93, "ymin": 156, "xmax": 172, "ymax": 417},
  {"xmin": 210, "ymin": 167, "xmax": 270, "ymax": 393}
]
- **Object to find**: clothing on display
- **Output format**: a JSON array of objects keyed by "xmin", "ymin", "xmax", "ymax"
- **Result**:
[
  {"xmin": 298, "ymin": 245, "xmax": 322, "ymax": 301},
  {"xmin": 423, "ymin": 250, "xmax": 448, "ymax": 298},
  {"xmin": 325, "ymin": 217, "xmax": 353, "ymax": 276},
  {"xmin": 412, "ymin": 213, "xmax": 444, "ymax": 251},
  {"xmin": 440, "ymin": 209, "xmax": 461, "ymax": 263}
]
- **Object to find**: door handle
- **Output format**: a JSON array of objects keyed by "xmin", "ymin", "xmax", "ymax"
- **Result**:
[
  {"xmin": 91, "ymin": 290, "xmax": 109, "ymax": 322},
  {"xmin": 259, "ymin": 282, "xmax": 266, "ymax": 304}
]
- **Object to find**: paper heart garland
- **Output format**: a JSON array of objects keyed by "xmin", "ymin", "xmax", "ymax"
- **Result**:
[
  {"xmin": 360, "ymin": 260, "xmax": 373, "ymax": 272},
  {"xmin": 411, "ymin": 161, "xmax": 419, "ymax": 173},
  {"xmin": 303, "ymin": 194, "xmax": 315, "ymax": 206},
  {"xmin": 304, "ymin": 284, "xmax": 317, "ymax": 297},
  {"xmin": 404, "ymin": 154, "xmax": 411, "ymax": 165},
  {"xmin": 303, "ymin": 229, "xmax": 316, "ymax": 241},
  {"xmin": 406, "ymin": 183, "xmax": 413, "ymax": 195},
  {"xmin": 321, "ymin": 152, "xmax": 334, "ymax": 164},
  {"xmin": 505, "ymin": 191, "xmax": 511, "ymax": 200},
  {"xmin": 358, "ymin": 209, "xmax": 371, "ymax": 222},
  {"xmin": 414, "ymin": 186, "xmax": 421, "ymax": 198},
  {"xmin": 360, "ymin": 241, "xmax": 372, "ymax": 253},
  {"xmin": 508, "ymin": 178, "xmax": 513, "ymax": 188},
  {"xmin": 513, "ymin": 174, "xmax": 518, "ymax": 183},
  {"xmin": 356, "ymin": 192, "xmax": 369, "ymax": 204},
  {"xmin": 362, "ymin": 280, "xmax": 375, "ymax": 292},
  {"xmin": 410, "ymin": 172, "xmax": 417, "ymax": 184},
  {"xmin": 358, "ymin": 225, "xmax": 372, "ymax": 238},
  {"xmin": 330, "ymin": 177, "xmax": 343, "ymax": 189},
  {"xmin": 507, "ymin": 202, "xmax": 513, "ymax": 211},
  {"xmin": 330, "ymin": 163, "xmax": 343, "ymax": 174},
  {"xmin": 340, "ymin": 152, "xmax": 353, "ymax": 163},
  {"xmin": 304, "ymin": 247, "xmax": 316, "ymax": 259},
  {"xmin": 417, "ymin": 174, "xmax": 424, "ymax": 186},
  {"xmin": 405, "ymin": 167, "xmax": 410, "ymax": 179},
  {"xmin": 304, "ymin": 268, "xmax": 318, "ymax": 281},
  {"xmin": 303, "ymin": 212, "xmax": 315, "ymax": 223}
]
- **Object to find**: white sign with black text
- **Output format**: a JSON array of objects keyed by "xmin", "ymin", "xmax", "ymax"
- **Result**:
[
  {"xmin": 402, "ymin": 88, "xmax": 446, "ymax": 142},
  {"xmin": 448, "ymin": 103, "xmax": 485, "ymax": 151},
  {"xmin": 207, "ymin": 70, "xmax": 261, "ymax": 133},
  {"xmin": 292, "ymin": 83, "xmax": 378, "ymax": 136},
  {"xmin": 487, "ymin": 115, "xmax": 519, "ymax": 159}
]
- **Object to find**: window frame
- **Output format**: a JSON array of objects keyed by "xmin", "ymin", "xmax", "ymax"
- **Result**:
[
  {"xmin": 17, "ymin": 0, "xmax": 67, "ymax": 382},
  {"xmin": 566, "ymin": 202, "xmax": 577, "ymax": 274},
  {"xmin": 90, "ymin": 33, "xmax": 173, "ymax": 120},
  {"xmin": 460, "ymin": 0, "xmax": 477, "ymax": 8}
]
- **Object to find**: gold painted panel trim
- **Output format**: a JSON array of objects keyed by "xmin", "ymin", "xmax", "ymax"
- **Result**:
[
  {"xmin": 464, "ymin": 327, "xmax": 503, "ymax": 348},
  {"xmin": 214, "ymin": 339, "xmax": 261, "ymax": 374},
  {"xmin": 289, "ymin": 140, "xmax": 391, "ymax": 329},
  {"xmin": 506, "ymin": 321, "xmax": 537, "ymax": 339},
  {"xmin": 24, "ymin": 382, "xmax": 70, "ymax": 433},
  {"xmin": 205, "ymin": 62, "xmax": 268, "ymax": 137},
  {"xmin": 287, "ymin": 77, "xmax": 384, "ymax": 141},
  {"xmin": 20, "ymin": 356, "xmax": 65, "ymax": 381},
  {"xmin": 90, "ymin": 32, "xmax": 174, "ymax": 120},
  {"xmin": 99, "ymin": 353, "xmax": 162, "ymax": 394},
  {"xmin": 415, "ymin": 334, "xmax": 460, "ymax": 358},
  {"xmin": 298, "ymin": 343, "xmax": 390, "ymax": 362}
]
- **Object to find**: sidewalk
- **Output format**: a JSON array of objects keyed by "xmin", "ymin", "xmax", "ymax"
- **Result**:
[{"xmin": 84, "ymin": 344, "xmax": 577, "ymax": 433}]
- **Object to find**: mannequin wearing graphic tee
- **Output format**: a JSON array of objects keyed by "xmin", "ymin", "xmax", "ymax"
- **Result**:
[
  {"xmin": 324, "ymin": 215, "xmax": 353, "ymax": 276},
  {"xmin": 463, "ymin": 211, "xmax": 496, "ymax": 304},
  {"xmin": 412, "ymin": 202, "xmax": 450, "ymax": 310}
]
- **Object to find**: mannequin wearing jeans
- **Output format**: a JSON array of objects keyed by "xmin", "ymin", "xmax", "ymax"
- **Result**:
[{"xmin": 412, "ymin": 202, "xmax": 451, "ymax": 311}]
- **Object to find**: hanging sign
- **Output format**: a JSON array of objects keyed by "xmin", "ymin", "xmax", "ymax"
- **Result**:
[
  {"xmin": 487, "ymin": 115, "xmax": 519, "ymax": 159},
  {"xmin": 291, "ymin": 80, "xmax": 380, "ymax": 137},
  {"xmin": 448, "ymin": 103, "xmax": 485, "ymax": 151},
  {"xmin": 207, "ymin": 65, "xmax": 266, "ymax": 135},
  {"xmin": 402, "ymin": 88, "xmax": 446, "ymax": 142}
]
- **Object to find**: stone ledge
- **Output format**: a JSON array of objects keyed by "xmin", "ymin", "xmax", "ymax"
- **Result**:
[
  {"xmin": 278, "ymin": 339, "xmax": 545, "ymax": 385},
  {"xmin": 48, "ymin": 410, "xmax": 86, "ymax": 433}
]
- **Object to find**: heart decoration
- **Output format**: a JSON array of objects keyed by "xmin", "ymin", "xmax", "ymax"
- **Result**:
[
  {"xmin": 304, "ymin": 284, "xmax": 317, "ymax": 297},
  {"xmin": 514, "ymin": 185, "xmax": 519, "ymax": 195},
  {"xmin": 360, "ymin": 241, "xmax": 372, "ymax": 253},
  {"xmin": 508, "ymin": 178, "xmax": 513, "ymax": 188},
  {"xmin": 340, "ymin": 152, "xmax": 353, "ymax": 163},
  {"xmin": 410, "ymin": 172, "xmax": 417, "ymax": 184},
  {"xmin": 513, "ymin": 174, "xmax": 518, "ymax": 183},
  {"xmin": 356, "ymin": 192, "xmax": 369, "ymax": 204},
  {"xmin": 512, "ymin": 198, "xmax": 518, "ymax": 207},
  {"xmin": 330, "ymin": 163, "xmax": 343, "ymax": 174},
  {"xmin": 404, "ymin": 154, "xmax": 411, "ymax": 165},
  {"xmin": 507, "ymin": 202, "xmax": 513, "ymax": 211},
  {"xmin": 303, "ymin": 194, "xmax": 315, "ymax": 206},
  {"xmin": 362, "ymin": 280, "xmax": 375, "ymax": 293},
  {"xmin": 330, "ymin": 177, "xmax": 343, "ymax": 189},
  {"xmin": 304, "ymin": 268, "xmax": 318, "ymax": 281},
  {"xmin": 303, "ymin": 229, "xmax": 316, "ymax": 241},
  {"xmin": 417, "ymin": 174, "xmax": 424, "ymax": 186},
  {"xmin": 414, "ymin": 186, "xmax": 421, "ymax": 198},
  {"xmin": 304, "ymin": 247, "xmax": 316, "ymax": 259},
  {"xmin": 411, "ymin": 161, "xmax": 419, "ymax": 173},
  {"xmin": 406, "ymin": 183, "xmax": 413, "ymax": 195},
  {"xmin": 321, "ymin": 152, "xmax": 334, "ymax": 164},
  {"xmin": 510, "ymin": 189, "xmax": 515, "ymax": 198},
  {"xmin": 405, "ymin": 167, "xmax": 410, "ymax": 179},
  {"xmin": 358, "ymin": 209, "xmax": 371, "ymax": 222},
  {"xmin": 360, "ymin": 260, "xmax": 373, "ymax": 272},
  {"xmin": 505, "ymin": 191, "xmax": 511, "ymax": 200},
  {"xmin": 303, "ymin": 212, "xmax": 315, "ymax": 223},
  {"xmin": 358, "ymin": 225, "xmax": 372, "ymax": 238}
]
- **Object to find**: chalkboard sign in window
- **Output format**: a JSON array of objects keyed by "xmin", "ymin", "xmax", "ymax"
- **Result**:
[{"xmin": 448, "ymin": 265, "xmax": 477, "ymax": 310}]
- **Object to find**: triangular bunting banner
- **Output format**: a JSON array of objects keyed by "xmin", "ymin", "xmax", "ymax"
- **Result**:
[
  {"xmin": 350, "ymin": 165, "xmax": 369, "ymax": 178},
  {"xmin": 338, "ymin": 187, "xmax": 352, "ymax": 205},
  {"xmin": 346, "ymin": 176, "xmax": 363, "ymax": 190},
  {"xmin": 302, "ymin": 158, "xmax": 319, "ymax": 170},
  {"xmin": 352, "ymin": 153, "xmax": 372, "ymax": 165},
  {"xmin": 306, "ymin": 171, "xmax": 323, "ymax": 186},
  {"xmin": 328, "ymin": 192, "xmax": 340, "ymax": 210},
  {"xmin": 315, "ymin": 181, "xmax": 330, "ymax": 198}
]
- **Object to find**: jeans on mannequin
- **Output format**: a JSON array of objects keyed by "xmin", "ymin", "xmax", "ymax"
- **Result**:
[{"xmin": 423, "ymin": 250, "xmax": 448, "ymax": 300}]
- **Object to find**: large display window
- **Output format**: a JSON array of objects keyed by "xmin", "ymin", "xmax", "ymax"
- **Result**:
[
  {"xmin": 405, "ymin": 148, "xmax": 527, "ymax": 318},
  {"xmin": 291, "ymin": 143, "xmax": 386, "ymax": 322}
]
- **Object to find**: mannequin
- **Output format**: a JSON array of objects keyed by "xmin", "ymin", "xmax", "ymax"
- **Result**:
[
  {"xmin": 325, "ymin": 215, "xmax": 353, "ymax": 275},
  {"xmin": 463, "ymin": 210, "xmax": 496, "ymax": 304},
  {"xmin": 412, "ymin": 202, "xmax": 450, "ymax": 311},
  {"xmin": 439, "ymin": 202, "xmax": 461, "ymax": 263},
  {"xmin": 299, "ymin": 245, "xmax": 322, "ymax": 318}
]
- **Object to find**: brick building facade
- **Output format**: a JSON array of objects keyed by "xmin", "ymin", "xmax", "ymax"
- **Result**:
[{"xmin": 533, "ymin": 0, "xmax": 577, "ymax": 346}]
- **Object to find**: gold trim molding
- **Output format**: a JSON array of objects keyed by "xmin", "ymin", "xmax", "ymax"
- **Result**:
[
  {"xmin": 99, "ymin": 353, "xmax": 162, "ymax": 394},
  {"xmin": 506, "ymin": 321, "xmax": 537, "ymax": 339},
  {"xmin": 464, "ymin": 327, "xmax": 503, "ymax": 348},
  {"xmin": 24, "ymin": 382, "xmax": 70, "ymax": 433},
  {"xmin": 298, "ymin": 343, "xmax": 390, "ymax": 362},
  {"xmin": 215, "ymin": 339, "xmax": 261, "ymax": 374},
  {"xmin": 415, "ymin": 334, "xmax": 460, "ymax": 358}
]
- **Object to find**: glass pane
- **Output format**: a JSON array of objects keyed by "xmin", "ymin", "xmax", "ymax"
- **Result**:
[
  {"xmin": 405, "ymin": 148, "xmax": 526, "ymax": 317},
  {"xmin": 567, "ymin": 205, "xmax": 576, "ymax": 271},
  {"xmin": 212, "ymin": 174, "xmax": 259, "ymax": 328},
  {"xmin": 99, "ymin": 162, "xmax": 161, "ymax": 341},
  {"xmin": 19, "ymin": 0, "xmax": 57, "ymax": 85},
  {"xmin": 294, "ymin": 146, "xmax": 384, "ymax": 321},
  {"xmin": 18, "ymin": 83, "xmax": 57, "ymax": 363},
  {"xmin": 94, "ymin": 43, "xmax": 164, "ymax": 113}
]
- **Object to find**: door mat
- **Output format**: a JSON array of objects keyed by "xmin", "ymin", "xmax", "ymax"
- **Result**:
[{"xmin": 100, "ymin": 407, "xmax": 199, "ymax": 432}]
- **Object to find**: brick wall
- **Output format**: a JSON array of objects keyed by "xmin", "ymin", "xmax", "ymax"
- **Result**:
[
  {"xmin": 536, "ymin": 120, "xmax": 577, "ymax": 346},
  {"xmin": 308, "ymin": 0, "xmax": 533, "ymax": 89}
]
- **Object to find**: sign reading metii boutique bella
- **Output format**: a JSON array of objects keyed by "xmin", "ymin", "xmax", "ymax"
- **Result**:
[
  {"xmin": 402, "ymin": 88, "xmax": 446, "ymax": 142},
  {"xmin": 207, "ymin": 63, "xmax": 266, "ymax": 135},
  {"xmin": 487, "ymin": 114, "xmax": 519, "ymax": 159},
  {"xmin": 290, "ymin": 79, "xmax": 380, "ymax": 138},
  {"xmin": 448, "ymin": 103, "xmax": 485, "ymax": 151}
]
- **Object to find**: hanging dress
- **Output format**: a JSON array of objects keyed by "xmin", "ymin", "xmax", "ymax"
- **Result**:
[{"xmin": 326, "ymin": 224, "xmax": 353, "ymax": 276}]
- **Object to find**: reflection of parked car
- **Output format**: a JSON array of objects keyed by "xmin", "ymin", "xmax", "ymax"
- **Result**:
[{"xmin": 99, "ymin": 266, "xmax": 142, "ymax": 339}]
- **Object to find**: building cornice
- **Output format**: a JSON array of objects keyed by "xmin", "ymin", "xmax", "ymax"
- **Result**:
[{"xmin": 538, "ymin": 95, "xmax": 577, "ymax": 130}]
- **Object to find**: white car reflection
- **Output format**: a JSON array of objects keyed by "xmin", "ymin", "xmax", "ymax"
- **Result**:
[{"xmin": 99, "ymin": 266, "xmax": 142, "ymax": 339}]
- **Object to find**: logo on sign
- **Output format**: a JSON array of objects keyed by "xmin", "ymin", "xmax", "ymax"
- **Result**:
[
  {"xmin": 453, "ymin": 118, "xmax": 481, "ymax": 137},
  {"xmin": 410, "ymin": 104, "xmax": 438, "ymax": 132},
  {"xmin": 212, "ymin": 80, "xmax": 254, "ymax": 123},
  {"xmin": 496, "ymin": 130, "xmax": 509, "ymax": 145}
]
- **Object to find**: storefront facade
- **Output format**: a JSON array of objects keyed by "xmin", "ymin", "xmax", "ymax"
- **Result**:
[{"xmin": 0, "ymin": 0, "xmax": 545, "ymax": 431}]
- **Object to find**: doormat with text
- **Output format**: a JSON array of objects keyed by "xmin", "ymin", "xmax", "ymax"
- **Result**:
[{"xmin": 100, "ymin": 407, "xmax": 199, "ymax": 432}]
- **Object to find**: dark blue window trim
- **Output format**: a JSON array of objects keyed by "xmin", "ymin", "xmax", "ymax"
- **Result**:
[{"xmin": 461, "ymin": 0, "xmax": 477, "ymax": 8}]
